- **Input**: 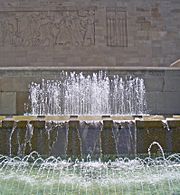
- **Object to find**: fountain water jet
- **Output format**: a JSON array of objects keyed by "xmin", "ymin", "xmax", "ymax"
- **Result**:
[
  {"xmin": 0, "ymin": 152, "xmax": 179, "ymax": 194},
  {"xmin": 0, "ymin": 70, "xmax": 180, "ymax": 194},
  {"xmin": 148, "ymin": 141, "xmax": 166, "ymax": 160},
  {"xmin": 28, "ymin": 72, "xmax": 147, "ymax": 116}
]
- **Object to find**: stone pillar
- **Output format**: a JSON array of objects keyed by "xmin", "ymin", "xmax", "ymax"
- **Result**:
[
  {"xmin": 101, "ymin": 118, "xmax": 116, "ymax": 158},
  {"xmin": 66, "ymin": 118, "xmax": 81, "ymax": 159},
  {"xmin": 14, "ymin": 121, "xmax": 28, "ymax": 156},
  {"xmin": 136, "ymin": 120, "xmax": 167, "ymax": 155},
  {"xmin": 1, "ymin": 120, "xmax": 15, "ymax": 155},
  {"xmin": 167, "ymin": 120, "xmax": 180, "ymax": 153},
  {"xmin": 30, "ymin": 120, "xmax": 49, "ymax": 156}
]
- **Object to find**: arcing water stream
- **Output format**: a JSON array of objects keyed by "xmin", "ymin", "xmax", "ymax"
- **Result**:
[
  {"xmin": 1, "ymin": 118, "xmax": 180, "ymax": 194},
  {"xmin": 1, "ymin": 72, "xmax": 179, "ymax": 194},
  {"xmin": 0, "ymin": 151, "xmax": 180, "ymax": 195}
]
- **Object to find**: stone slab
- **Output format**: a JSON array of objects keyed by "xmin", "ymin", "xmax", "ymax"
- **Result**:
[
  {"xmin": 146, "ymin": 91, "xmax": 180, "ymax": 115},
  {"xmin": 16, "ymin": 92, "xmax": 29, "ymax": 115},
  {"xmin": 167, "ymin": 120, "xmax": 180, "ymax": 153},
  {"xmin": 136, "ymin": 120, "xmax": 167, "ymax": 154},
  {"xmin": 0, "ymin": 68, "xmax": 180, "ymax": 115},
  {"xmin": 0, "ymin": 92, "xmax": 16, "ymax": 115},
  {"xmin": 164, "ymin": 77, "xmax": 180, "ymax": 92},
  {"xmin": 0, "ymin": 0, "xmax": 179, "ymax": 67}
]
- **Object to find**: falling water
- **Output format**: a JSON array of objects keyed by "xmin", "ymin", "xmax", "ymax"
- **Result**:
[
  {"xmin": 28, "ymin": 72, "xmax": 147, "ymax": 115},
  {"xmin": 113, "ymin": 121, "xmax": 135, "ymax": 155},
  {"xmin": 1, "ymin": 119, "xmax": 180, "ymax": 194},
  {"xmin": 9, "ymin": 123, "xmax": 17, "ymax": 157},
  {"xmin": 162, "ymin": 120, "xmax": 170, "ymax": 131},
  {"xmin": 162, "ymin": 120, "xmax": 173, "ymax": 153}
]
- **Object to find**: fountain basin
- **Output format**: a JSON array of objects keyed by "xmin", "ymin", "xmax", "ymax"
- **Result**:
[
  {"xmin": 0, "ymin": 115, "xmax": 179, "ymax": 158},
  {"xmin": 0, "ymin": 152, "xmax": 179, "ymax": 195}
]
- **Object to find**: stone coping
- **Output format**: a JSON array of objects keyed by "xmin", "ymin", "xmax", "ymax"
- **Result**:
[
  {"xmin": 0, "ymin": 66, "xmax": 180, "ymax": 71},
  {"xmin": 0, "ymin": 115, "xmax": 179, "ymax": 122}
]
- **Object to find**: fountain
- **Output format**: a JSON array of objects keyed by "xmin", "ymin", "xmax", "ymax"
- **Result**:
[
  {"xmin": 28, "ymin": 72, "xmax": 147, "ymax": 116},
  {"xmin": 0, "ymin": 71, "xmax": 180, "ymax": 194},
  {"xmin": 0, "ymin": 152, "xmax": 179, "ymax": 194}
]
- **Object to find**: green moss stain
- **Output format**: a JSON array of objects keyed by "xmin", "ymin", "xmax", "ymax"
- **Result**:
[
  {"xmin": 17, "ymin": 121, "xmax": 27, "ymax": 156},
  {"xmin": 168, "ymin": 120, "xmax": 180, "ymax": 153},
  {"xmin": 30, "ymin": 121, "xmax": 49, "ymax": 156},
  {"xmin": 66, "ymin": 120, "xmax": 82, "ymax": 159},
  {"xmin": 136, "ymin": 120, "xmax": 166, "ymax": 154},
  {"xmin": 47, "ymin": 122, "xmax": 58, "ymax": 155},
  {"xmin": 101, "ymin": 120, "xmax": 116, "ymax": 157}
]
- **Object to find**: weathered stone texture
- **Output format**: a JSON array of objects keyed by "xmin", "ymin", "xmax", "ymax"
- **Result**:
[
  {"xmin": 136, "ymin": 120, "xmax": 167, "ymax": 154},
  {"xmin": 0, "ymin": 68, "xmax": 180, "ymax": 115},
  {"xmin": 0, "ymin": 0, "xmax": 179, "ymax": 67},
  {"xmin": 0, "ymin": 92, "xmax": 16, "ymax": 115}
]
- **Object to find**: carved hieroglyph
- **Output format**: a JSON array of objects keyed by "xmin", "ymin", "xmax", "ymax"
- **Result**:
[
  {"xmin": 106, "ymin": 7, "xmax": 128, "ymax": 47},
  {"xmin": 136, "ymin": 4, "xmax": 165, "ymax": 40},
  {"xmin": 0, "ymin": 9, "xmax": 95, "ymax": 47}
]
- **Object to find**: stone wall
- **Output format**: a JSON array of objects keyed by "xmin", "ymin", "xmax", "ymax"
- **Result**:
[
  {"xmin": 0, "ymin": 0, "xmax": 180, "ymax": 67},
  {"xmin": 0, "ymin": 67, "xmax": 180, "ymax": 115},
  {"xmin": 0, "ymin": 116, "xmax": 180, "ymax": 156}
]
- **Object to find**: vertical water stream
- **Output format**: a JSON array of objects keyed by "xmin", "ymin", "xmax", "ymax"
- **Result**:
[{"xmin": 28, "ymin": 72, "xmax": 147, "ymax": 115}]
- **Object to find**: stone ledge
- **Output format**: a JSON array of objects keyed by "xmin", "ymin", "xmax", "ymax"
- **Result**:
[{"xmin": 0, "ymin": 66, "xmax": 180, "ymax": 71}]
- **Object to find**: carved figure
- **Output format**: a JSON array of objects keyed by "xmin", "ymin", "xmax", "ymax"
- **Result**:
[
  {"xmin": 55, "ymin": 11, "xmax": 74, "ymax": 46},
  {"xmin": 82, "ymin": 10, "xmax": 95, "ymax": 46},
  {"xmin": 0, "ymin": 8, "xmax": 95, "ymax": 47}
]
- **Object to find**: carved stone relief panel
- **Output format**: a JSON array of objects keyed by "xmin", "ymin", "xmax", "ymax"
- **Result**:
[
  {"xmin": 106, "ymin": 7, "xmax": 128, "ymax": 47},
  {"xmin": 136, "ymin": 4, "xmax": 165, "ymax": 40},
  {"xmin": 0, "ymin": 8, "xmax": 95, "ymax": 47}
]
